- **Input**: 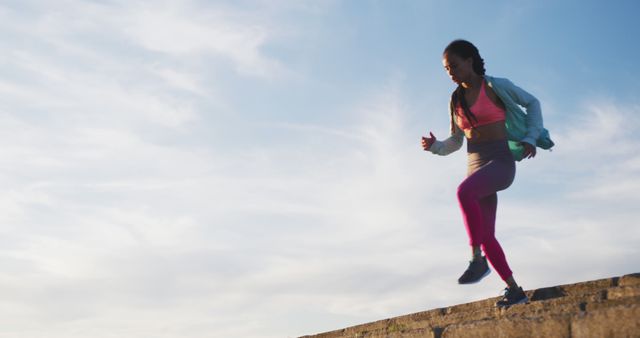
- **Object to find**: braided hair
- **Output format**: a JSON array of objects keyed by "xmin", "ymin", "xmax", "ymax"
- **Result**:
[{"xmin": 444, "ymin": 40, "xmax": 486, "ymax": 131}]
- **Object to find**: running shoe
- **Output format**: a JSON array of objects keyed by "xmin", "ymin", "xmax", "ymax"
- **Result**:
[
  {"xmin": 496, "ymin": 286, "xmax": 529, "ymax": 307},
  {"xmin": 457, "ymin": 256, "xmax": 491, "ymax": 284}
]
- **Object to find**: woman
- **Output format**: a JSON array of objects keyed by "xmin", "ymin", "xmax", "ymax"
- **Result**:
[{"xmin": 421, "ymin": 40, "xmax": 553, "ymax": 307}]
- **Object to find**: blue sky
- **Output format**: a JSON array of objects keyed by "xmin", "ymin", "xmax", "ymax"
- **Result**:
[{"xmin": 0, "ymin": 1, "xmax": 639, "ymax": 337}]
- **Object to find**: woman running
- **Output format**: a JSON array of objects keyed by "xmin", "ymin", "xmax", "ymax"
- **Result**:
[{"xmin": 421, "ymin": 40, "xmax": 554, "ymax": 307}]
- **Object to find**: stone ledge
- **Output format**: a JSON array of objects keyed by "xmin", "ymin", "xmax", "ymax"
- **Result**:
[{"xmin": 300, "ymin": 273, "xmax": 640, "ymax": 338}]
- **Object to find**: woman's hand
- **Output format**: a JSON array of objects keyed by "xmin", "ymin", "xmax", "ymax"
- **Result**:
[
  {"xmin": 521, "ymin": 142, "xmax": 537, "ymax": 159},
  {"xmin": 421, "ymin": 132, "xmax": 436, "ymax": 151}
]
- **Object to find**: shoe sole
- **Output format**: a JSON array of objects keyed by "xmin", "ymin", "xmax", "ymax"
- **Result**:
[
  {"xmin": 496, "ymin": 296, "xmax": 529, "ymax": 308},
  {"xmin": 458, "ymin": 268, "xmax": 491, "ymax": 285}
]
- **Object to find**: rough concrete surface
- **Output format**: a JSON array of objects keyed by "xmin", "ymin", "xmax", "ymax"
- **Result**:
[{"xmin": 300, "ymin": 273, "xmax": 640, "ymax": 338}]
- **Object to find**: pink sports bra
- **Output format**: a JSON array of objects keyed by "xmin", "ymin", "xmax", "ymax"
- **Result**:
[{"xmin": 455, "ymin": 80, "xmax": 505, "ymax": 131}]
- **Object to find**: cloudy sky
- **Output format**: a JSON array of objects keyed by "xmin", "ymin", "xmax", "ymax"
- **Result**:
[{"xmin": 1, "ymin": 0, "xmax": 639, "ymax": 337}]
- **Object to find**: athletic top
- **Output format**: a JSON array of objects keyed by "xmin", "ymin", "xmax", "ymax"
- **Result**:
[
  {"xmin": 428, "ymin": 75, "xmax": 554, "ymax": 161},
  {"xmin": 455, "ymin": 80, "xmax": 506, "ymax": 131}
]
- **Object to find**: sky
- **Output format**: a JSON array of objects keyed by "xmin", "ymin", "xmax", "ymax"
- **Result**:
[{"xmin": 0, "ymin": 0, "xmax": 639, "ymax": 337}]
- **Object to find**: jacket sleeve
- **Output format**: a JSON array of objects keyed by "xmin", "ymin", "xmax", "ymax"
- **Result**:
[
  {"xmin": 502, "ymin": 79, "xmax": 543, "ymax": 146},
  {"xmin": 429, "ymin": 124, "xmax": 464, "ymax": 155}
]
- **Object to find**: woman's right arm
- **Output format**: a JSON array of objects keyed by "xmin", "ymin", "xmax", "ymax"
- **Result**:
[
  {"xmin": 423, "ymin": 126, "xmax": 464, "ymax": 156},
  {"xmin": 422, "ymin": 96, "xmax": 464, "ymax": 156}
]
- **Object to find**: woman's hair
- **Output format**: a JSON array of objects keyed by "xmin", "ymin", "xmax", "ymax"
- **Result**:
[
  {"xmin": 444, "ymin": 39, "xmax": 486, "ymax": 131},
  {"xmin": 444, "ymin": 39, "xmax": 485, "ymax": 76}
]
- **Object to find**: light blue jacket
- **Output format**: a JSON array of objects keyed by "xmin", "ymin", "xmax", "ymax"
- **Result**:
[{"xmin": 428, "ymin": 75, "xmax": 554, "ymax": 161}]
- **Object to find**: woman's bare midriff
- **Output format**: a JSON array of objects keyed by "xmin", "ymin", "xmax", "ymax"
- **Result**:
[{"xmin": 464, "ymin": 121, "xmax": 507, "ymax": 143}]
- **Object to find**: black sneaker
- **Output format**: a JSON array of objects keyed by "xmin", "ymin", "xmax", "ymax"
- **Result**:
[
  {"xmin": 457, "ymin": 256, "xmax": 491, "ymax": 284},
  {"xmin": 496, "ymin": 286, "xmax": 529, "ymax": 307}
]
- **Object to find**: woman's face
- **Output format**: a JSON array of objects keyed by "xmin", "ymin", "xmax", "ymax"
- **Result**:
[{"xmin": 442, "ymin": 53, "xmax": 474, "ymax": 84}]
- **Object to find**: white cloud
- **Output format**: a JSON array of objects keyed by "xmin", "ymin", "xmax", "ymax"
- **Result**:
[
  {"xmin": 0, "ymin": 64, "xmax": 468, "ymax": 337},
  {"xmin": 2, "ymin": 0, "xmax": 288, "ymax": 78},
  {"xmin": 524, "ymin": 99, "xmax": 640, "ymax": 203},
  {"xmin": 117, "ymin": 1, "xmax": 289, "ymax": 78}
]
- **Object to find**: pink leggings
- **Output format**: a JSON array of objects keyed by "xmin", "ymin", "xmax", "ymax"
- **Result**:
[{"xmin": 458, "ymin": 140, "xmax": 516, "ymax": 281}]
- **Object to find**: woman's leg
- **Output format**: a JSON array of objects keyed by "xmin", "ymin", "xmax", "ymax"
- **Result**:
[
  {"xmin": 478, "ymin": 194, "xmax": 513, "ymax": 281},
  {"xmin": 457, "ymin": 158, "xmax": 515, "ymax": 280},
  {"xmin": 457, "ymin": 159, "xmax": 514, "ymax": 245}
]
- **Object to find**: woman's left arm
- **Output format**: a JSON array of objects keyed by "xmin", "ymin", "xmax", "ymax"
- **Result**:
[{"xmin": 503, "ymin": 79, "xmax": 543, "ymax": 147}]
